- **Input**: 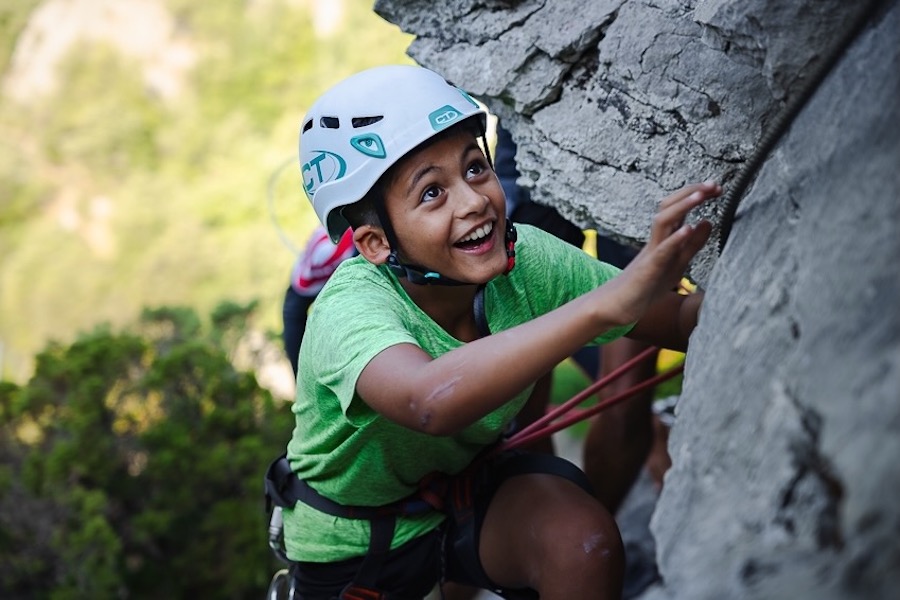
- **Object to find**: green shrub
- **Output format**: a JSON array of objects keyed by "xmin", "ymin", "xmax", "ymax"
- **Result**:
[{"xmin": 0, "ymin": 302, "xmax": 293, "ymax": 599}]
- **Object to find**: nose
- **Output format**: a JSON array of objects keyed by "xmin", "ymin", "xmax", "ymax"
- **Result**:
[{"xmin": 454, "ymin": 181, "xmax": 489, "ymax": 218}]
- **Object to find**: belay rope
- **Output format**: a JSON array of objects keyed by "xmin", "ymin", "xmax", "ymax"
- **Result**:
[
  {"xmin": 492, "ymin": 282, "xmax": 696, "ymax": 455},
  {"xmin": 716, "ymin": 0, "xmax": 890, "ymax": 253},
  {"xmin": 497, "ymin": 345, "xmax": 680, "ymax": 454}
]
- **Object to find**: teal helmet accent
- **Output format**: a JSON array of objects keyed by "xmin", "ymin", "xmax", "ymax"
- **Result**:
[{"xmin": 298, "ymin": 65, "xmax": 487, "ymax": 242}]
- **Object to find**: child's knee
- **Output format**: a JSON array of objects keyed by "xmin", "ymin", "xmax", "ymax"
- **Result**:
[{"xmin": 538, "ymin": 502, "xmax": 624, "ymax": 576}]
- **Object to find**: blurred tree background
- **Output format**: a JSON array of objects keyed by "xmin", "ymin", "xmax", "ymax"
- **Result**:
[
  {"xmin": 0, "ymin": 301, "xmax": 296, "ymax": 597},
  {"xmin": 0, "ymin": 0, "xmax": 412, "ymax": 596},
  {"xmin": 0, "ymin": 0, "xmax": 414, "ymax": 383}
]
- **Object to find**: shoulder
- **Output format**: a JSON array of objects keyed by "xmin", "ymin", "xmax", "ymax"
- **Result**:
[
  {"xmin": 302, "ymin": 262, "xmax": 423, "ymax": 404},
  {"xmin": 316, "ymin": 257, "xmax": 396, "ymax": 307},
  {"xmin": 494, "ymin": 223, "xmax": 621, "ymax": 307},
  {"xmin": 311, "ymin": 259, "xmax": 419, "ymax": 339},
  {"xmin": 512, "ymin": 223, "xmax": 589, "ymax": 269}
]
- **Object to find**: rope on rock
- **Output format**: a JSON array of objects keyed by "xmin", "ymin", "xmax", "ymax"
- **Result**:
[{"xmin": 717, "ymin": 0, "xmax": 890, "ymax": 254}]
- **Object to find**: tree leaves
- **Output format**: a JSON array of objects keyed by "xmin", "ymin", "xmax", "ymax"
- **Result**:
[{"xmin": 0, "ymin": 301, "xmax": 294, "ymax": 598}]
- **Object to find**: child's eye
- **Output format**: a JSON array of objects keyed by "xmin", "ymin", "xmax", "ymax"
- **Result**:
[
  {"xmin": 466, "ymin": 161, "xmax": 487, "ymax": 179},
  {"xmin": 420, "ymin": 185, "xmax": 442, "ymax": 203}
]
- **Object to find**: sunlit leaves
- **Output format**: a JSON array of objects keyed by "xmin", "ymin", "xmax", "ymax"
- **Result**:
[{"xmin": 0, "ymin": 302, "xmax": 294, "ymax": 597}]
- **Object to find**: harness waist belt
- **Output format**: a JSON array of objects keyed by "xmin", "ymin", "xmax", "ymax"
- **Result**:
[{"xmin": 265, "ymin": 454, "xmax": 438, "ymax": 519}]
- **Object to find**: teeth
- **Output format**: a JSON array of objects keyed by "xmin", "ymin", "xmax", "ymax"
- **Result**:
[{"xmin": 459, "ymin": 222, "xmax": 493, "ymax": 243}]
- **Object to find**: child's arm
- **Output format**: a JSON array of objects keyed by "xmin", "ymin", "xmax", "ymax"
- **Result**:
[{"xmin": 357, "ymin": 182, "xmax": 720, "ymax": 435}]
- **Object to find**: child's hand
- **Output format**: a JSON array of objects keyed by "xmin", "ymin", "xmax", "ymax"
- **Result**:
[{"xmin": 612, "ymin": 181, "xmax": 720, "ymax": 321}]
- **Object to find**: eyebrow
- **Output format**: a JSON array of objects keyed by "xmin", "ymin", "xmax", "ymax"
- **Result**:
[
  {"xmin": 405, "ymin": 165, "xmax": 438, "ymax": 198},
  {"xmin": 404, "ymin": 141, "xmax": 482, "ymax": 198}
]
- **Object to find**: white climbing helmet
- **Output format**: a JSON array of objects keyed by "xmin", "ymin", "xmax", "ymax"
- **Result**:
[{"xmin": 298, "ymin": 65, "xmax": 487, "ymax": 242}]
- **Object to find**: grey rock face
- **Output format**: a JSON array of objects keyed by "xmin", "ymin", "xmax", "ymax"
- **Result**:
[
  {"xmin": 377, "ymin": 0, "xmax": 871, "ymax": 283},
  {"xmin": 376, "ymin": 0, "xmax": 900, "ymax": 598},
  {"xmin": 656, "ymin": 4, "xmax": 900, "ymax": 598}
]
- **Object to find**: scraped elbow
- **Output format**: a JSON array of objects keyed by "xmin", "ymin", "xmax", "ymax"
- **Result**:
[
  {"xmin": 408, "ymin": 398, "xmax": 458, "ymax": 436},
  {"xmin": 405, "ymin": 374, "xmax": 467, "ymax": 436}
]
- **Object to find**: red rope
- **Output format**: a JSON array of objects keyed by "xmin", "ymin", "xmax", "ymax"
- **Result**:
[
  {"xmin": 506, "ymin": 345, "xmax": 660, "ymax": 443},
  {"xmin": 491, "ymin": 288, "xmax": 695, "ymax": 455},
  {"xmin": 497, "ymin": 361, "xmax": 683, "ymax": 452}
]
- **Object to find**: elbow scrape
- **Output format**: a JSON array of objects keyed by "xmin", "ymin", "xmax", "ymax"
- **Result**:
[
  {"xmin": 408, "ymin": 397, "xmax": 431, "ymax": 428},
  {"xmin": 417, "ymin": 375, "xmax": 463, "ymax": 431}
]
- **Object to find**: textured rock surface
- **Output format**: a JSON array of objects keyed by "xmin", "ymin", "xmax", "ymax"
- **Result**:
[
  {"xmin": 376, "ymin": 0, "xmax": 868, "ymax": 284},
  {"xmin": 375, "ymin": 0, "xmax": 900, "ymax": 597}
]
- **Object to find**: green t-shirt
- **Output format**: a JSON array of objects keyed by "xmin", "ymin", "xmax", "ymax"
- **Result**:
[{"xmin": 282, "ymin": 224, "xmax": 631, "ymax": 562}]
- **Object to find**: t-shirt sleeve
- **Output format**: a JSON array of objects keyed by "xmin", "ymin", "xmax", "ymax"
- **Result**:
[{"xmin": 302, "ymin": 265, "xmax": 418, "ymax": 425}]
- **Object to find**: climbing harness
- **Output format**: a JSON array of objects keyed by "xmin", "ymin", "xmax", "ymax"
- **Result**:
[
  {"xmin": 264, "ymin": 450, "xmax": 591, "ymax": 600},
  {"xmin": 265, "ymin": 454, "xmax": 441, "ymax": 600},
  {"xmin": 717, "ymin": 0, "xmax": 891, "ymax": 253}
]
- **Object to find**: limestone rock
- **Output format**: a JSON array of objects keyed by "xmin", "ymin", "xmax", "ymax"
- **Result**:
[{"xmin": 376, "ymin": 0, "xmax": 900, "ymax": 597}]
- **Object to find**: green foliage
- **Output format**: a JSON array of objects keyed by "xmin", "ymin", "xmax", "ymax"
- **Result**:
[
  {"xmin": 38, "ymin": 44, "xmax": 167, "ymax": 176},
  {"xmin": 0, "ymin": 0, "xmax": 42, "ymax": 73},
  {"xmin": 0, "ymin": 302, "xmax": 294, "ymax": 598},
  {"xmin": 0, "ymin": 0, "xmax": 414, "ymax": 382}
]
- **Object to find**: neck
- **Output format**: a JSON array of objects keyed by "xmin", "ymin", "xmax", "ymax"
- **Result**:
[{"xmin": 400, "ymin": 279, "xmax": 482, "ymax": 342}]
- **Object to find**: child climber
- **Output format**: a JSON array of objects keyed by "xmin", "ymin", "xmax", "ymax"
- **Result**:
[{"xmin": 270, "ymin": 64, "xmax": 720, "ymax": 599}]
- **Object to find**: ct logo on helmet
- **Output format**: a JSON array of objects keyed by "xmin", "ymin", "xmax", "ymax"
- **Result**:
[
  {"xmin": 429, "ymin": 105, "xmax": 463, "ymax": 131},
  {"xmin": 302, "ymin": 151, "xmax": 347, "ymax": 197}
]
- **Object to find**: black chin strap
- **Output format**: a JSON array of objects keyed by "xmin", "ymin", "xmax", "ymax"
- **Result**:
[
  {"xmin": 385, "ymin": 250, "xmax": 468, "ymax": 286},
  {"xmin": 382, "ymin": 221, "xmax": 518, "ymax": 286}
]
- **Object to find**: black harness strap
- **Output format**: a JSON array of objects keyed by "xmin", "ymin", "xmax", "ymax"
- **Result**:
[
  {"xmin": 265, "ymin": 455, "xmax": 445, "ymax": 599},
  {"xmin": 340, "ymin": 517, "xmax": 396, "ymax": 600},
  {"xmin": 442, "ymin": 451, "xmax": 593, "ymax": 599},
  {"xmin": 266, "ymin": 451, "xmax": 592, "ymax": 599},
  {"xmin": 266, "ymin": 455, "xmax": 436, "ymax": 518},
  {"xmin": 496, "ymin": 452, "xmax": 594, "ymax": 496},
  {"xmin": 473, "ymin": 285, "xmax": 489, "ymax": 338}
]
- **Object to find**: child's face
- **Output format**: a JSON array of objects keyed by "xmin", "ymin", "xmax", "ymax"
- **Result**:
[{"xmin": 384, "ymin": 128, "xmax": 509, "ymax": 285}]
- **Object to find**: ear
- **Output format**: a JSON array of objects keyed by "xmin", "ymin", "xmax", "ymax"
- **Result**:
[{"xmin": 353, "ymin": 225, "xmax": 391, "ymax": 265}]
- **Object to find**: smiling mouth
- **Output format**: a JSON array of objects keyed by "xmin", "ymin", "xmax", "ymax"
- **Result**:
[{"xmin": 455, "ymin": 221, "xmax": 495, "ymax": 249}]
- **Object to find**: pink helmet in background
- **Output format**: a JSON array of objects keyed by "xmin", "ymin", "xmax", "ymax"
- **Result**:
[{"xmin": 289, "ymin": 226, "xmax": 356, "ymax": 296}]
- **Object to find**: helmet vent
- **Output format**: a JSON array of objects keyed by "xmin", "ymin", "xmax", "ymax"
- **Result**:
[
  {"xmin": 352, "ymin": 116, "xmax": 384, "ymax": 128},
  {"xmin": 302, "ymin": 119, "xmax": 313, "ymax": 133},
  {"xmin": 320, "ymin": 116, "xmax": 340, "ymax": 129}
]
